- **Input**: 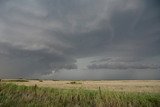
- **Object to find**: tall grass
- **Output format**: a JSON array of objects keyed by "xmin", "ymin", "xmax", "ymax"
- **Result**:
[{"xmin": 0, "ymin": 83, "xmax": 160, "ymax": 107}]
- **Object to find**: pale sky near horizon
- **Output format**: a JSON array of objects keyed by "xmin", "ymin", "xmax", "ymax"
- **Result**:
[{"xmin": 0, "ymin": 0, "xmax": 160, "ymax": 80}]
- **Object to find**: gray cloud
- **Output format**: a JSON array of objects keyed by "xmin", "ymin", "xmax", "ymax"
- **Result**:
[
  {"xmin": 0, "ymin": 0, "xmax": 160, "ymax": 79},
  {"xmin": 88, "ymin": 63, "xmax": 160, "ymax": 70},
  {"xmin": 88, "ymin": 57, "xmax": 160, "ymax": 70},
  {"xmin": 0, "ymin": 42, "xmax": 77, "ymax": 78},
  {"xmin": 90, "ymin": 57, "xmax": 143, "ymax": 63}
]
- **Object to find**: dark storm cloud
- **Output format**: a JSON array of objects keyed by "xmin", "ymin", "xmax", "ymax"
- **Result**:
[
  {"xmin": 0, "ymin": 42, "xmax": 77, "ymax": 78},
  {"xmin": 88, "ymin": 57, "xmax": 160, "ymax": 70},
  {"xmin": 0, "ymin": 0, "xmax": 160, "ymax": 79},
  {"xmin": 88, "ymin": 63, "xmax": 160, "ymax": 70},
  {"xmin": 90, "ymin": 57, "xmax": 143, "ymax": 63}
]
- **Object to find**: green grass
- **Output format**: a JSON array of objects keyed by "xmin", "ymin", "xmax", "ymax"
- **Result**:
[{"xmin": 0, "ymin": 83, "xmax": 160, "ymax": 107}]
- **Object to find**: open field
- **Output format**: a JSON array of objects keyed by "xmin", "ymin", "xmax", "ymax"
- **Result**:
[
  {"xmin": 4, "ymin": 80, "xmax": 160, "ymax": 93},
  {"xmin": 0, "ymin": 83, "xmax": 160, "ymax": 107},
  {"xmin": 0, "ymin": 80, "xmax": 160, "ymax": 107}
]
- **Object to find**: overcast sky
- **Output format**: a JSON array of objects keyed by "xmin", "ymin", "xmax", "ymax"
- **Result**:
[{"xmin": 0, "ymin": 0, "xmax": 160, "ymax": 80}]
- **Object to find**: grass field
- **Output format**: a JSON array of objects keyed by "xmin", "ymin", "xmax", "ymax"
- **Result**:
[
  {"xmin": 11, "ymin": 80, "xmax": 160, "ymax": 92},
  {"xmin": 0, "ymin": 80, "xmax": 160, "ymax": 107}
]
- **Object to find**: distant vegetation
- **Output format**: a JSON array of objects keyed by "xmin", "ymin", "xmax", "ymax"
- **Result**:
[
  {"xmin": 0, "ymin": 83, "xmax": 160, "ymax": 107},
  {"xmin": 38, "ymin": 80, "xmax": 43, "ymax": 82},
  {"xmin": 1, "ymin": 79, "xmax": 29, "ymax": 82},
  {"xmin": 67, "ymin": 81, "xmax": 82, "ymax": 84}
]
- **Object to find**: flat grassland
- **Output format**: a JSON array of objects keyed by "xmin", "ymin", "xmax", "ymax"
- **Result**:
[
  {"xmin": 0, "ymin": 80, "xmax": 160, "ymax": 107},
  {"xmin": 13, "ymin": 80, "xmax": 160, "ymax": 92}
]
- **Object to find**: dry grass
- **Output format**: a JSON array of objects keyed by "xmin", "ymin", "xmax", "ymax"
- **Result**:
[{"xmin": 9, "ymin": 80, "xmax": 160, "ymax": 93}]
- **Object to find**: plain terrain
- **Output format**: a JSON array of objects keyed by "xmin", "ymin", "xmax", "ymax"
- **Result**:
[
  {"xmin": 0, "ymin": 80, "xmax": 160, "ymax": 107},
  {"xmin": 11, "ymin": 80, "xmax": 160, "ymax": 92}
]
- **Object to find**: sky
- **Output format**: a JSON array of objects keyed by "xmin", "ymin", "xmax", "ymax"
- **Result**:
[{"xmin": 0, "ymin": 0, "xmax": 160, "ymax": 80}]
